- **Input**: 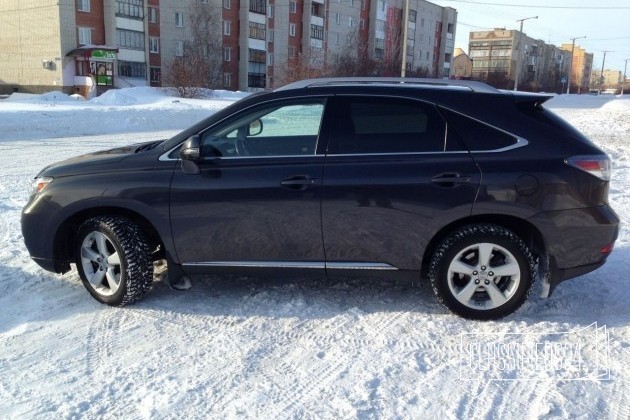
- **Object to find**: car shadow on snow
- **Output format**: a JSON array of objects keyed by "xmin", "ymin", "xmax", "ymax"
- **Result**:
[{"xmin": 133, "ymin": 250, "xmax": 629, "ymax": 328}]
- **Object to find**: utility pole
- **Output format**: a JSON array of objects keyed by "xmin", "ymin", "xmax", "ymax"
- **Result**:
[
  {"xmin": 401, "ymin": 0, "xmax": 410, "ymax": 78},
  {"xmin": 599, "ymin": 50, "xmax": 613, "ymax": 91},
  {"xmin": 622, "ymin": 58, "xmax": 629, "ymax": 95},
  {"xmin": 513, "ymin": 16, "xmax": 538, "ymax": 91},
  {"xmin": 566, "ymin": 36, "xmax": 586, "ymax": 94}
]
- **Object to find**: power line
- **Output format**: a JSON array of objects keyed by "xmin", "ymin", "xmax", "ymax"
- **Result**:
[{"xmin": 439, "ymin": 0, "xmax": 630, "ymax": 9}]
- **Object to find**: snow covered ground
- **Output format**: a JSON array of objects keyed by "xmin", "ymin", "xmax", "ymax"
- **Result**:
[{"xmin": 0, "ymin": 88, "xmax": 628, "ymax": 419}]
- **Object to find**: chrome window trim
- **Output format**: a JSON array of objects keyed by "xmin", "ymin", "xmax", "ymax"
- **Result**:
[
  {"xmin": 182, "ymin": 261, "xmax": 399, "ymax": 270},
  {"xmin": 327, "ymin": 151, "xmax": 470, "ymax": 157},
  {"xmin": 469, "ymin": 136, "xmax": 528, "ymax": 153}
]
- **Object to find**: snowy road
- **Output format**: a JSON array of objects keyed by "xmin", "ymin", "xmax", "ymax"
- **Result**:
[{"xmin": 0, "ymin": 90, "xmax": 628, "ymax": 419}]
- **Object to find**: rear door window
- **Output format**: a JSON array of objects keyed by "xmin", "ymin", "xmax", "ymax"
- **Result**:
[{"xmin": 326, "ymin": 97, "xmax": 462, "ymax": 154}]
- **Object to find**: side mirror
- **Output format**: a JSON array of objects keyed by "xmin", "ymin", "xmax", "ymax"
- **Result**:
[
  {"xmin": 247, "ymin": 119, "xmax": 263, "ymax": 136},
  {"xmin": 180, "ymin": 135, "xmax": 201, "ymax": 175},
  {"xmin": 180, "ymin": 135, "xmax": 200, "ymax": 160}
]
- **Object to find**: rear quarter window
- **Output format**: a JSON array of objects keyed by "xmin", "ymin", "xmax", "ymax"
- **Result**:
[{"xmin": 440, "ymin": 107, "xmax": 518, "ymax": 151}]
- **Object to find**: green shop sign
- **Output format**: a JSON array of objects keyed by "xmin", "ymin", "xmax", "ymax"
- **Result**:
[{"xmin": 91, "ymin": 50, "xmax": 116, "ymax": 60}]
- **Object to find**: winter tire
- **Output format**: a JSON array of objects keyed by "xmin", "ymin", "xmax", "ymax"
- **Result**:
[
  {"xmin": 429, "ymin": 224, "xmax": 535, "ymax": 320},
  {"xmin": 75, "ymin": 216, "xmax": 153, "ymax": 306}
]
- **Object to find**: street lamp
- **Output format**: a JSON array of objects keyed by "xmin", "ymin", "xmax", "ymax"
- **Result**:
[
  {"xmin": 513, "ymin": 16, "xmax": 538, "ymax": 91},
  {"xmin": 599, "ymin": 50, "xmax": 613, "ymax": 91},
  {"xmin": 566, "ymin": 36, "xmax": 586, "ymax": 94},
  {"xmin": 621, "ymin": 58, "xmax": 628, "ymax": 95}
]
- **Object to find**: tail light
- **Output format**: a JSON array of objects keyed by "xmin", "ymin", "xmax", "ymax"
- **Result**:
[{"xmin": 565, "ymin": 155, "xmax": 611, "ymax": 181}]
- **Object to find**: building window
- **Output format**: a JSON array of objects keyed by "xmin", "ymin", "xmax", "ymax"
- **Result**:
[
  {"xmin": 335, "ymin": 33, "xmax": 340, "ymax": 45},
  {"xmin": 116, "ymin": 29, "xmax": 144, "ymax": 50},
  {"xmin": 378, "ymin": 1, "xmax": 385, "ymax": 12},
  {"xmin": 148, "ymin": 7, "xmax": 158, "ymax": 23},
  {"xmin": 360, "ymin": 19, "xmax": 365, "ymax": 30},
  {"xmin": 224, "ymin": 47, "xmax": 231, "ymax": 61},
  {"xmin": 248, "ymin": 73, "xmax": 266, "ymax": 88},
  {"xmin": 362, "ymin": 0, "xmax": 367, "ymax": 10},
  {"xmin": 118, "ymin": 61, "xmax": 146, "ymax": 78},
  {"xmin": 175, "ymin": 41, "xmax": 184, "ymax": 56},
  {"xmin": 77, "ymin": 0, "xmax": 90, "ymax": 12},
  {"xmin": 223, "ymin": 20, "xmax": 231, "ymax": 35},
  {"xmin": 289, "ymin": 1, "xmax": 297, "ymax": 13},
  {"xmin": 149, "ymin": 37, "xmax": 159, "ymax": 53},
  {"xmin": 223, "ymin": 0, "xmax": 230, "ymax": 8},
  {"xmin": 335, "ymin": 13, "xmax": 340, "ymax": 25},
  {"xmin": 175, "ymin": 12, "xmax": 184, "ymax": 27},
  {"xmin": 224, "ymin": 72, "xmax": 231, "ymax": 87},
  {"xmin": 267, "ymin": 29, "xmax": 274, "ymax": 42},
  {"xmin": 249, "ymin": 49, "xmax": 266, "ymax": 64},
  {"xmin": 312, "ymin": 2, "xmax": 324, "ymax": 17},
  {"xmin": 200, "ymin": 0, "xmax": 209, "ymax": 4},
  {"xmin": 150, "ymin": 67, "xmax": 161, "ymax": 83},
  {"xmin": 409, "ymin": 10, "xmax": 417, "ymax": 23},
  {"xmin": 289, "ymin": 23, "xmax": 296, "ymax": 37},
  {"xmin": 116, "ymin": 0, "xmax": 144, "ymax": 20},
  {"xmin": 268, "ymin": 5, "xmax": 274, "ymax": 18},
  {"xmin": 267, "ymin": 52, "xmax": 274, "ymax": 66},
  {"xmin": 310, "ymin": 24, "xmax": 324, "ymax": 40},
  {"xmin": 249, "ymin": 22, "xmax": 266, "ymax": 40},
  {"xmin": 78, "ymin": 27, "xmax": 92, "ymax": 45},
  {"xmin": 348, "ymin": 17, "xmax": 354, "ymax": 27},
  {"xmin": 250, "ymin": 0, "xmax": 265, "ymax": 14}
]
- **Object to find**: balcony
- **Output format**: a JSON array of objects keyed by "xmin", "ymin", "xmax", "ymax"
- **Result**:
[{"xmin": 248, "ymin": 73, "xmax": 266, "ymax": 88}]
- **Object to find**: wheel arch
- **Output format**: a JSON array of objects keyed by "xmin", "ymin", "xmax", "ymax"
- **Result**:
[
  {"xmin": 421, "ymin": 214, "xmax": 547, "ymax": 278},
  {"xmin": 54, "ymin": 206, "xmax": 165, "ymax": 268}
]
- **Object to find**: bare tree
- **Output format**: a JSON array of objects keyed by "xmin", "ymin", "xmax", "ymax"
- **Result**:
[
  {"xmin": 164, "ymin": 2, "xmax": 222, "ymax": 98},
  {"xmin": 329, "ymin": 30, "xmax": 379, "ymax": 77},
  {"xmin": 272, "ymin": 47, "xmax": 328, "ymax": 89}
]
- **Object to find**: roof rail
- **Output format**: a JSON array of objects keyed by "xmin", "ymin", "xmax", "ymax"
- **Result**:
[{"xmin": 274, "ymin": 77, "xmax": 500, "ymax": 94}]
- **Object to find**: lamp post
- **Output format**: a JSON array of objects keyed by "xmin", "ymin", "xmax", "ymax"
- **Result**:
[
  {"xmin": 566, "ymin": 36, "xmax": 586, "ymax": 94},
  {"xmin": 622, "ymin": 58, "xmax": 629, "ymax": 95},
  {"xmin": 599, "ymin": 50, "xmax": 612, "ymax": 91},
  {"xmin": 513, "ymin": 16, "xmax": 538, "ymax": 91},
  {"xmin": 401, "ymin": 0, "xmax": 410, "ymax": 78}
]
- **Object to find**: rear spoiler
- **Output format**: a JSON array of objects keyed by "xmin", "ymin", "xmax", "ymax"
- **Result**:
[{"xmin": 507, "ymin": 91, "xmax": 555, "ymax": 107}]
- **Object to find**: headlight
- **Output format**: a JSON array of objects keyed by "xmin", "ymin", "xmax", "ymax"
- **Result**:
[{"xmin": 32, "ymin": 177, "xmax": 53, "ymax": 195}]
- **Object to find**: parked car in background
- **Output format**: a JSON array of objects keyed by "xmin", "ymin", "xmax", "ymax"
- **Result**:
[{"xmin": 22, "ymin": 77, "xmax": 619, "ymax": 319}]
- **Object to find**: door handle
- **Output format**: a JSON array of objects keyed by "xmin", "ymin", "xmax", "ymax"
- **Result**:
[
  {"xmin": 431, "ymin": 173, "xmax": 471, "ymax": 185},
  {"xmin": 281, "ymin": 175, "xmax": 320, "ymax": 190}
]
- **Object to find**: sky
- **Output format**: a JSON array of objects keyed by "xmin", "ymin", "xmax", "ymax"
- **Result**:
[{"xmin": 430, "ymin": 0, "xmax": 630, "ymax": 76}]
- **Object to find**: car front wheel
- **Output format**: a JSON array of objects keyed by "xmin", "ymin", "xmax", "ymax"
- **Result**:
[
  {"xmin": 75, "ymin": 216, "xmax": 153, "ymax": 306},
  {"xmin": 429, "ymin": 224, "xmax": 535, "ymax": 320}
]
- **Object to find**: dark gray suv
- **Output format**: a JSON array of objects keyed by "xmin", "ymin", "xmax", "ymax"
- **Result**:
[{"xmin": 21, "ymin": 78, "xmax": 619, "ymax": 319}]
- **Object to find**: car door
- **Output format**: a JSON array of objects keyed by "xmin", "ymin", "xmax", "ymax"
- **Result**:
[
  {"xmin": 169, "ymin": 98, "xmax": 328, "ymax": 273},
  {"xmin": 321, "ymin": 95, "xmax": 481, "ymax": 273}
]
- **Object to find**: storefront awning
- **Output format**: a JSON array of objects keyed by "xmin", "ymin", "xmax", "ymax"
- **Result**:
[{"xmin": 66, "ymin": 45, "xmax": 119, "ymax": 60}]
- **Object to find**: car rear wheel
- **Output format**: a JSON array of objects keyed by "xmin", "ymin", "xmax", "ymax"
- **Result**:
[
  {"xmin": 429, "ymin": 224, "xmax": 535, "ymax": 320},
  {"xmin": 75, "ymin": 216, "xmax": 153, "ymax": 306}
]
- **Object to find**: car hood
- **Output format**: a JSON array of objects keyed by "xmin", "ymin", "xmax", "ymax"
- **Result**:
[{"xmin": 38, "ymin": 140, "xmax": 162, "ymax": 178}]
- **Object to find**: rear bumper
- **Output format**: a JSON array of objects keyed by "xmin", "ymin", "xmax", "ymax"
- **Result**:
[{"xmin": 530, "ymin": 205, "xmax": 619, "ymax": 295}]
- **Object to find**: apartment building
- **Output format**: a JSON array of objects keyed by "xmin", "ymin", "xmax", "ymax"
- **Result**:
[
  {"xmin": 0, "ymin": 0, "xmax": 457, "ymax": 95},
  {"xmin": 590, "ymin": 69, "xmax": 622, "ymax": 91},
  {"xmin": 560, "ymin": 43, "xmax": 593, "ymax": 94},
  {"xmin": 469, "ymin": 29, "xmax": 572, "ymax": 92}
]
